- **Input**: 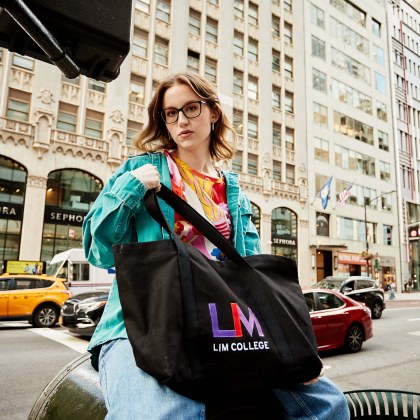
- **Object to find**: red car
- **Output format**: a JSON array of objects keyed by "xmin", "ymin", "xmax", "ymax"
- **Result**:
[{"xmin": 303, "ymin": 288, "xmax": 373, "ymax": 353}]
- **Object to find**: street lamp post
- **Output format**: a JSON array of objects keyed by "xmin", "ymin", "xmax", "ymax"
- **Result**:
[{"xmin": 363, "ymin": 190, "xmax": 396, "ymax": 276}]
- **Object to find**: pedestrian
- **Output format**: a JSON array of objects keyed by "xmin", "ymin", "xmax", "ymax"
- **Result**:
[
  {"xmin": 389, "ymin": 280, "xmax": 396, "ymax": 300},
  {"xmin": 83, "ymin": 72, "xmax": 350, "ymax": 419},
  {"xmin": 404, "ymin": 280, "xmax": 408, "ymax": 293}
]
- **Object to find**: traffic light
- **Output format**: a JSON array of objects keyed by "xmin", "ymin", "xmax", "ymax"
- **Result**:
[{"xmin": 0, "ymin": 0, "xmax": 132, "ymax": 82}]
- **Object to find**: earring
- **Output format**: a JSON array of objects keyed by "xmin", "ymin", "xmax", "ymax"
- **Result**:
[{"xmin": 211, "ymin": 122, "xmax": 215, "ymax": 131}]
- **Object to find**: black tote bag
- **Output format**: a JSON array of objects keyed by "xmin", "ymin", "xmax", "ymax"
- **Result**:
[{"xmin": 113, "ymin": 185, "xmax": 322, "ymax": 402}]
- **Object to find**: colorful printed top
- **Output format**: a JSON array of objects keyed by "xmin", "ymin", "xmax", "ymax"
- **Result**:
[{"xmin": 165, "ymin": 151, "xmax": 231, "ymax": 261}]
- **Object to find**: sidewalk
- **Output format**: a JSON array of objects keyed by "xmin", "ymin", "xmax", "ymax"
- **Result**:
[{"xmin": 388, "ymin": 291, "xmax": 420, "ymax": 301}]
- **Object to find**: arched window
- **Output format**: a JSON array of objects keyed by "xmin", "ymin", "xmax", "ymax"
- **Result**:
[
  {"xmin": 271, "ymin": 207, "xmax": 297, "ymax": 260},
  {"xmin": 250, "ymin": 202, "xmax": 260, "ymax": 233},
  {"xmin": 0, "ymin": 156, "xmax": 27, "ymax": 268},
  {"xmin": 41, "ymin": 169, "xmax": 103, "ymax": 261}
]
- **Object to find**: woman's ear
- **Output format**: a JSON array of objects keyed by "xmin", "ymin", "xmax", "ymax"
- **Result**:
[{"xmin": 211, "ymin": 107, "xmax": 220, "ymax": 124}]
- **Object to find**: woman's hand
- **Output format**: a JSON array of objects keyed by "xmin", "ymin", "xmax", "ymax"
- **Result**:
[
  {"xmin": 131, "ymin": 164, "xmax": 161, "ymax": 191},
  {"xmin": 302, "ymin": 369, "xmax": 324, "ymax": 385}
]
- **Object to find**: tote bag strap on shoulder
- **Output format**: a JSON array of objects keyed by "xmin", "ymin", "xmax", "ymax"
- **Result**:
[{"xmin": 145, "ymin": 184, "xmax": 250, "ymax": 268}]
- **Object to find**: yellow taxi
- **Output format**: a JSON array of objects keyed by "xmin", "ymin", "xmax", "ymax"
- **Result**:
[{"xmin": 0, "ymin": 274, "xmax": 72, "ymax": 327}]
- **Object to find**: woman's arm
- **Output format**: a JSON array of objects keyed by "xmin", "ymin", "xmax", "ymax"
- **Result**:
[
  {"xmin": 240, "ymin": 194, "xmax": 262, "ymax": 256},
  {"xmin": 82, "ymin": 163, "xmax": 149, "ymax": 269}
]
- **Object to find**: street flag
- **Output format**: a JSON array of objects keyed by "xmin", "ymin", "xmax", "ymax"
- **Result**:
[
  {"xmin": 320, "ymin": 177, "xmax": 333, "ymax": 209},
  {"xmin": 337, "ymin": 183, "xmax": 353, "ymax": 207}
]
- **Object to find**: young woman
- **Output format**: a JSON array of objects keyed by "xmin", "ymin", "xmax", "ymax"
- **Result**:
[{"xmin": 83, "ymin": 72, "xmax": 350, "ymax": 419}]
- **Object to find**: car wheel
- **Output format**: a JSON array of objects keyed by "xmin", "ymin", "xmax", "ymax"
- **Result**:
[
  {"xmin": 33, "ymin": 305, "xmax": 59, "ymax": 328},
  {"xmin": 345, "ymin": 324, "xmax": 364, "ymax": 353},
  {"xmin": 371, "ymin": 301, "xmax": 383, "ymax": 319}
]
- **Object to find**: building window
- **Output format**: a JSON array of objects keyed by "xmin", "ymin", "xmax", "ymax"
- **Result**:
[
  {"xmin": 272, "ymin": 49, "xmax": 280, "ymax": 72},
  {"xmin": 284, "ymin": 56, "xmax": 293, "ymax": 78},
  {"xmin": 234, "ymin": 0, "xmax": 244, "ymax": 19},
  {"xmin": 286, "ymin": 164, "xmax": 295, "ymax": 184},
  {"xmin": 205, "ymin": 58, "xmax": 217, "ymax": 84},
  {"xmin": 233, "ymin": 31, "xmax": 244, "ymax": 56},
  {"xmin": 248, "ymin": 153, "xmax": 258, "ymax": 175},
  {"xmin": 233, "ymin": 69, "xmax": 244, "ymax": 95},
  {"xmin": 132, "ymin": 30, "xmax": 148, "ymax": 58},
  {"xmin": 376, "ymin": 101, "xmax": 387, "ymax": 122},
  {"xmin": 272, "ymin": 85, "xmax": 281, "ymax": 108},
  {"xmin": 380, "ymin": 161, "xmax": 391, "ymax": 181},
  {"xmin": 284, "ymin": 92, "xmax": 293, "ymax": 113},
  {"xmin": 284, "ymin": 0, "xmax": 292, "ymax": 11},
  {"xmin": 331, "ymin": 48, "xmax": 370, "ymax": 84},
  {"xmin": 383, "ymin": 225, "xmax": 392, "ymax": 245},
  {"xmin": 248, "ymin": 76, "xmax": 258, "ymax": 100},
  {"xmin": 271, "ymin": 207, "xmax": 297, "ymax": 259},
  {"xmin": 314, "ymin": 137, "xmax": 329, "ymax": 162},
  {"xmin": 12, "ymin": 53, "xmax": 34, "ymax": 70},
  {"xmin": 333, "ymin": 112, "xmax": 374, "ymax": 145},
  {"xmin": 61, "ymin": 74, "xmax": 80, "ymax": 85},
  {"xmin": 233, "ymin": 109, "xmax": 243, "ymax": 134},
  {"xmin": 88, "ymin": 79, "xmax": 106, "ymax": 93},
  {"xmin": 313, "ymin": 102, "xmax": 328, "ymax": 127},
  {"xmin": 330, "ymin": 17, "xmax": 368, "ymax": 56},
  {"xmin": 42, "ymin": 169, "xmax": 103, "ymax": 261},
  {"xmin": 312, "ymin": 36, "xmax": 326, "ymax": 60},
  {"xmin": 313, "ymin": 68, "xmax": 327, "ymax": 92},
  {"xmin": 272, "ymin": 14, "xmax": 280, "ymax": 37},
  {"xmin": 316, "ymin": 213, "xmax": 330, "ymax": 237},
  {"xmin": 248, "ymin": 2, "xmax": 258, "ymax": 26},
  {"xmin": 286, "ymin": 129, "xmax": 294, "ymax": 150},
  {"xmin": 273, "ymin": 123, "xmax": 281, "ymax": 146},
  {"xmin": 0, "ymin": 157, "xmax": 27, "ymax": 266},
  {"xmin": 331, "ymin": 0, "xmax": 366, "ymax": 27},
  {"xmin": 156, "ymin": 0, "xmax": 170, "ymax": 23},
  {"xmin": 375, "ymin": 72, "xmax": 386, "ymax": 94},
  {"xmin": 251, "ymin": 203, "xmax": 260, "ymax": 233},
  {"xmin": 310, "ymin": 3, "xmax": 325, "ymax": 29},
  {"xmin": 273, "ymin": 160, "xmax": 281, "ymax": 180},
  {"xmin": 189, "ymin": 9, "xmax": 201, "ymax": 36},
  {"xmin": 129, "ymin": 75, "xmax": 146, "ymax": 104},
  {"xmin": 378, "ymin": 131, "xmax": 389, "ymax": 151},
  {"xmin": 127, "ymin": 120, "xmax": 143, "ymax": 146},
  {"xmin": 84, "ymin": 110, "xmax": 103, "ymax": 139},
  {"xmin": 154, "ymin": 37, "xmax": 169, "ymax": 66},
  {"xmin": 372, "ymin": 18, "xmax": 381, "ymax": 37},
  {"xmin": 187, "ymin": 50, "xmax": 200, "ymax": 73},
  {"xmin": 135, "ymin": 0, "xmax": 150, "ymax": 13},
  {"xmin": 232, "ymin": 150, "xmax": 242, "ymax": 172},
  {"xmin": 331, "ymin": 78, "xmax": 372, "ymax": 114},
  {"xmin": 248, "ymin": 38, "xmax": 258, "ymax": 62},
  {"xmin": 284, "ymin": 23, "xmax": 293, "ymax": 44},
  {"xmin": 57, "ymin": 103, "xmax": 77, "ymax": 132},
  {"xmin": 248, "ymin": 115, "xmax": 258, "ymax": 139},
  {"xmin": 206, "ymin": 17, "xmax": 218, "ymax": 43},
  {"xmin": 6, "ymin": 89, "xmax": 30, "ymax": 122},
  {"xmin": 374, "ymin": 45, "xmax": 384, "ymax": 66}
]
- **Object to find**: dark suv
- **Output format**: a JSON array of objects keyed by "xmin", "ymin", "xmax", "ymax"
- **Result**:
[{"xmin": 312, "ymin": 276, "xmax": 385, "ymax": 319}]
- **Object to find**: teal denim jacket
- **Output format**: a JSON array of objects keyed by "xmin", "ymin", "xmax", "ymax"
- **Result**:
[{"xmin": 82, "ymin": 152, "xmax": 261, "ymax": 360}]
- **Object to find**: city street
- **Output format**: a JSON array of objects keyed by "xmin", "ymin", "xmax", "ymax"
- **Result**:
[{"xmin": 0, "ymin": 300, "xmax": 419, "ymax": 420}]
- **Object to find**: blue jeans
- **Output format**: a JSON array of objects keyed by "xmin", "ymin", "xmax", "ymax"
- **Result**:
[{"xmin": 99, "ymin": 339, "xmax": 350, "ymax": 420}]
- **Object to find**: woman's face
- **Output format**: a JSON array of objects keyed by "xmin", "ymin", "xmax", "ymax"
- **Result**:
[{"xmin": 162, "ymin": 83, "xmax": 218, "ymax": 156}]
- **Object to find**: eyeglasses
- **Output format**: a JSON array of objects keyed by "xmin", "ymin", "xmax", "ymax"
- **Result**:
[{"xmin": 160, "ymin": 100, "xmax": 208, "ymax": 124}]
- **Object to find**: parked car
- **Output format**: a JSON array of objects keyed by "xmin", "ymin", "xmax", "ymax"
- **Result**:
[
  {"xmin": 303, "ymin": 288, "xmax": 373, "ymax": 353},
  {"xmin": 0, "ymin": 274, "xmax": 72, "ymax": 327},
  {"xmin": 312, "ymin": 276, "xmax": 385, "ymax": 319},
  {"xmin": 61, "ymin": 290, "xmax": 109, "ymax": 336}
]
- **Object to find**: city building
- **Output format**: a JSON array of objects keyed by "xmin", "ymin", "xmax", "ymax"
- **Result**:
[
  {"xmin": 388, "ymin": 0, "xmax": 420, "ymax": 291},
  {"xmin": 0, "ymin": 0, "xmax": 415, "ymax": 290}
]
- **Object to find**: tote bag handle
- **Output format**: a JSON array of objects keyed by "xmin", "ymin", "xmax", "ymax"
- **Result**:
[{"xmin": 145, "ymin": 184, "xmax": 250, "ymax": 268}]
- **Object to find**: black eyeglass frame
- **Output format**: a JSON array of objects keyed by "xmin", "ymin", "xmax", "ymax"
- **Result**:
[{"xmin": 160, "ymin": 100, "xmax": 208, "ymax": 124}]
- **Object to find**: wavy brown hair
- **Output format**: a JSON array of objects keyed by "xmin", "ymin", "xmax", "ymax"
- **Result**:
[{"xmin": 134, "ymin": 72, "xmax": 236, "ymax": 161}]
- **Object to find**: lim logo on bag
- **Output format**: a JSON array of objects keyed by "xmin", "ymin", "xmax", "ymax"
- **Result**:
[{"xmin": 208, "ymin": 303, "xmax": 270, "ymax": 352}]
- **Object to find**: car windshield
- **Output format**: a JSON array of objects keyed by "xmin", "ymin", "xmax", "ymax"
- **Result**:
[{"xmin": 313, "ymin": 279, "xmax": 344, "ymax": 291}]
